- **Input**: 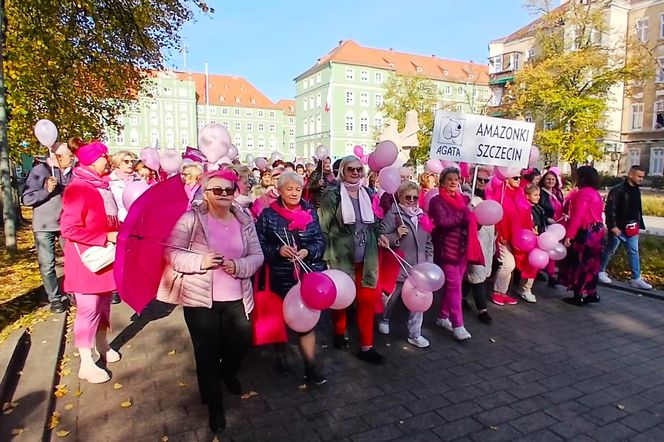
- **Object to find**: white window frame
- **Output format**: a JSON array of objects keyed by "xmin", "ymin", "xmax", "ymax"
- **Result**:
[
  {"xmin": 130, "ymin": 129, "xmax": 139, "ymax": 146},
  {"xmin": 457, "ymin": 86, "xmax": 464, "ymax": 96},
  {"xmin": 129, "ymin": 115, "xmax": 139, "ymax": 126},
  {"xmin": 316, "ymin": 93, "xmax": 321, "ymax": 108},
  {"xmin": 631, "ymin": 103, "xmax": 644, "ymax": 131},
  {"xmin": 316, "ymin": 72, "xmax": 321, "ymax": 84},
  {"xmin": 258, "ymin": 135, "xmax": 265, "ymax": 149},
  {"xmin": 375, "ymin": 93, "xmax": 384, "ymax": 108},
  {"xmin": 650, "ymin": 148, "xmax": 664, "ymax": 176},
  {"xmin": 360, "ymin": 92, "xmax": 369, "ymax": 107},
  {"xmin": 346, "ymin": 91, "xmax": 354, "ymax": 105},
  {"xmin": 180, "ymin": 132, "xmax": 188, "ymax": 147},
  {"xmin": 345, "ymin": 111, "xmax": 354, "ymax": 132},
  {"xmin": 360, "ymin": 70, "xmax": 369, "ymax": 82},
  {"xmin": 234, "ymin": 109, "xmax": 241, "ymax": 116},
  {"xmin": 660, "ymin": 13, "xmax": 664, "ymax": 39},
  {"xmin": 628, "ymin": 149, "xmax": 641, "ymax": 167},
  {"xmin": 346, "ymin": 68, "xmax": 354, "ymax": 80},
  {"xmin": 269, "ymin": 123, "xmax": 276, "ymax": 133},
  {"xmin": 359, "ymin": 113, "xmax": 369, "ymax": 133},
  {"xmin": 246, "ymin": 134, "xmax": 254, "ymax": 149},
  {"xmin": 246, "ymin": 122, "xmax": 253, "ymax": 131},
  {"xmin": 444, "ymin": 85, "xmax": 452, "ymax": 95},
  {"xmin": 235, "ymin": 122, "xmax": 241, "ymax": 131},
  {"xmin": 636, "ymin": 18, "xmax": 649, "ymax": 43},
  {"xmin": 303, "ymin": 99, "xmax": 308, "ymax": 111},
  {"xmin": 657, "ymin": 57, "xmax": 664, "ymax": 83},
  {"xmin": 316, "ymin": 115, "xmax": 321, "ymax": 133},
  {"xmin": 654, "ymin": 101, "xmax": 664, "ymax": 129},
  {"xmin": 258, "ymin": 123, "xmax": 264, "ymax": 131},
  {"xmin": 375, "ymin": 72, "xmax": 383, "ymax": 84}
]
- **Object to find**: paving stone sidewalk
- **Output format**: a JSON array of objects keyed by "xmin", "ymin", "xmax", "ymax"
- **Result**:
[{"xmin": 50, "ymin": 283, "xmax": 664, "ymax": 441}]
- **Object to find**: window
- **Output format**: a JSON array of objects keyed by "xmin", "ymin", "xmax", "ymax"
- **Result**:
[
  {"xmin": 345, "ymin": 111, "xmax": 354, "ymax": 132},
  {"xmin": 636, "ymin": 18, "xmax": 649, "ymax": 43},
  {"xmin": 654, "ymin": 101, "xmax": 664, "ymax": 129},
  {"xmin": 235, "ymin": 134, "xmax": 242, "ymax": 148},
  {"xmin": 163, "ymin": 87, "xmax": 173, "ymax": 96},
  {"xmin": 490, "ymin": 56, "xmax": 502, "ymax": 73},
  {"xmin": 258, "ymin": 110, "xmax": 264, "ymax": 117},
  {"xmin": 316, "ymin": 93, "xmax": 322, "ymax": 107},
  {"xmin": 303, "ymin": 78, "xmax": 308, "ymax": 89},
  {"xmin": 222, "ymin": 121, "xmax": 229, "ymax": 128},
  {"xmin": 235, "ymin": 97, "xmax": 240, "ymax": 103},
  {"xmin": 375, "ymin": 94, "xmax": 384, "ymax": 108},
  {"xmin": 235, "ymin": 122, "xmax": 241, "ymax": 131},
  {"xmin": 258, "ymin": 135, "xmax": 265, "ymax": 149},
  {"xmin": 117, "ymin": 115, "xmax": 125, "ymax": 126},
  {"xmin": 455, "ymin": 104, "xmax": 463, "ymax": 113},
  {"xmin": 316, "ymin": 72, "xmax": 321, "ymax": 84},
  {"xmin": 309, "ymin": 97, "xmax": 314, "ymax": 110},
  {"xmin": 360, "ymin": 70, "xmax": 368, "ymax": 82},
  {"xmin": 197, "ymin": 120, "xmax": 205, "ymax": 129},
  {"xmin": 115, "ymin": 131, "xmax": 124, "ymax": 144},
  {"xmin": 165, "ymin": 130, "xmax": 174, "ymax": 148},
  {"xmin": 651, "ymin": 148, "xmax": 664, "ymax": 175},
  {"xmin": 457, "ymin": 86, "xmax": 464, "ymax": 96},
  {"xmin": 150, "ymin": 129, "xmax": 158, "ymax": 146},
  {"xmin": 374, "ymin": 114, "xmax": 383, "ymax": 130},
  {"xmin": 179, "ymin": 103, "xmax": 187, "ymax": 111},
  {"xmin": 346, "ymin": 68, "xmax": 354, "ymax": 80},
  {"xmin": 246, "ymin": 122, "xmax": 253, "ymax": 131},
  {"xmin": 129, "ymin": 115, "xmax": 139, "ymax": 126},
  {"xmin": 375, "ymin": 72, "xmax": 383, "ymax": 84},
  {"xmin": 660, "ymin": 14, "xmax": 664, "ymax": 39},
  {"xmin": 247, "ymin": 135, "xmax": 254, "ymax": 149},
  {"xmin": 289, "ymin": 140, "xmax": 295, "ymax": 151},
  {"xmin": 269, "ymin": 137, "xmax": 276, "ymax": 149},
  {"xmin": 316, "ymin": 115, "xmax": 322, "ymax": 133},
  {"xmin": 258, "ymin": 123, "xmax": 264, "ymax": 131},
  {"xmin": 346, "ymin": 91, "xmax": 354, "ymax": 105},
  {"xmin": 179, "ymin": 114, "xmax": 188, "ymax": 126},
  {"xmin": 303, "ymin": 119, "xmax": 308, "ymax": 136},
  {"xmin": 303, "ymin": 99, "xmax": 308, "ymax": 111},
  {"xmin": 251, "ymin": 98, "xmax": 256, "ymax": 104},
  {"xmin": 246, "ymin": 109, "xmax": 253, "ymax": 116},
  {"xmin": 345, "ymin": 142, "xmax": 354, "ymax": 155},
  {"xmin": 289, "ymin": 117, "xmax": 294, "ymax": 124},
  {"xmin": 289, "ymin": 128, "xmax": 295, "ymax": 137},
  {"xmin": 209, "ymin": 107, "xmax": 216, "ymax": 114},
  {"xmin": 628, "ymin": 149, "xmax": 641, "ymax": 167},
  {"xmin": 360, "ymin": 93, "xmax": 369, "ymax": 107},
  {"xmin": 209, "ymin": 120, "xmax": 217, "ymax": 125},
  {"xmin": 444, "ymin": 85, "xmax": 452, "ymax": 95},
  {"xmin": 234, "ymin": 109, "xmax": 241, "ymax": 116},
  {"xmin": 180, "ymin": 132, "xmax": 188, "ymax": 147},
  {"xmin": 222, "ymin": 107, "xmax": 229, "ymax": 115},
  {"xmin": 309, "ymin": 117, "xmax": 314, "ymax": 134},
  {"xmin": 631, "ymin": 104, "xmax": 644, "ymax": 130},
  {"xmin": 657, "ymin": 57, "xmax": 664, "ymax": 83},
  {"xmin": 269, "ymin": 124, "xmax": 276, "ymax": 133},
  {"xmin": 219, "ymin": 96, "xmax": 225, "ymax": 102},
  {"xmin": 150, "ymin": 113, "xmax": 158, "ymax": 126},
  {"xmin": 360, "ymin": 113, "xmax": 369, "ymax": 133},
  {"xmin": 130, "ymin": 130, "xmax": 139, "ymax": 146},
  {"xmin": 179, "ymin": 88, "xmax": 188, "ymax": 97},
  {"xmin": 269, "ymin": 111, "xmax": 275, "ymax": 118}
]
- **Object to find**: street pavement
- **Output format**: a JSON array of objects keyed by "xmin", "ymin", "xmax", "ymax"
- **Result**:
[
  {"xmin": 51, "ymin": 283, "xmax": 664, "ymax": 441},
  {"xmin": 643, "ymin": 216, "xmax": 664, "ymax": 236}
]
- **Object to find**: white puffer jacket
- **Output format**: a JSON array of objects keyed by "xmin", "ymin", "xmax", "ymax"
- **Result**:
[{"xmin": 466, "ymin": 195, "xmax": 496, "ymax": 284}]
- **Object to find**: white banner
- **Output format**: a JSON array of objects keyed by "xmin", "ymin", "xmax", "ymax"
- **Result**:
[{"xmin": 429, "ymin": 111, "xmax": 534, "ymax": 168}]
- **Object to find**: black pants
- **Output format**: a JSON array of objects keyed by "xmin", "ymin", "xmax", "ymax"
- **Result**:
[
  {"xmin": 462, "ymin": 280, "xmax": 488, "ymax": 311},
  {"xmin": 183, "ymin": 300, "xmax": 252, "ymax": 407}
]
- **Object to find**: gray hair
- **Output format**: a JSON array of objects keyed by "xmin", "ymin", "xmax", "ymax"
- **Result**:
[
  {"xmin": 397, "ymin": 180, "xmax": 419, "ymax": 198},
  {"xmin": 337, "ymin": 155, "xmax": 363, "ymax": 180},
  {"xmin": 439, "ymin": 166, "xmax": 461, "ymax": 185},
  {"xmin": 277, "ymin": 171, "xmax": 305, "ymax": 189}
]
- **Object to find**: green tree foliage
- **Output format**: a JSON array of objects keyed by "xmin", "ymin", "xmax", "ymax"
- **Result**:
[
  {"xmin": 4, "ymin": 0, "xmax": 212, "ymax": 157},
  {"xmin": 504, "ymin": 0, "xmax": 649, "ymax": 165},
  {"xmin": 379, "ymin": 74, "xmax": 437, "ymax": 165}
]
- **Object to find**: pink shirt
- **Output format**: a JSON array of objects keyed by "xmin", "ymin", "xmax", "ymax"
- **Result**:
[
  {"xmin": 565, "ymin": 187, "xmax": 604, "ymax": 240},
  {"xmin": 207, "ymin": 215, "xmax": 243, "ymax": 302}
]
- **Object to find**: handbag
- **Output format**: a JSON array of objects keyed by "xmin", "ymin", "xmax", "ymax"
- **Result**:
[
  {"xmin": 162, "ymin": 216, "xmax": 199, "ymax": 302},
  {"xmin": 251, "ymin": 265, "xmax": 288, "ymax": 346},
  {"xmin": 625, "ymin": 221, "xmax": 639, "ymax": 237},
  {"xmin": 74, "ymin": 242, "xmax": 116, "ymax": 273}
]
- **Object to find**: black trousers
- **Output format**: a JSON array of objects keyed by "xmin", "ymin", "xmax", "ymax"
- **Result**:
[
  {"xmin": 462, "ymin": 280, "xmax": 488, "ymax": 311},
  {"xmin": 183, "ymin": 300, "xmax": 252, "ymax": 406}
]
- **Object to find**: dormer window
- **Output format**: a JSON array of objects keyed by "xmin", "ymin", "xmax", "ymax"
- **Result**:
[{"xmin": 235, "ymin": 97, "xmax": 240, "ymax": 103}]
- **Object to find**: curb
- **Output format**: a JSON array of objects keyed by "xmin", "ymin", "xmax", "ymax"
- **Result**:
[{"xmin": 599, "ymin": 281, "xmax": 664, "ymax": 301}]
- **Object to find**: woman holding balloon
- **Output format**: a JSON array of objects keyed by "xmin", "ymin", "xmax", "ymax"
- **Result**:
[
  {"xmin": 256, "ymin": 171, "xmax": 328, "ymax": 385},
  {"xmin": 319, "ymin": 155, "xmax": 385, "ymax": 364},
  {"xmin": 558, "ymin": 166, "xmax": 605, "ymax": 306},
  {"xmin": 429, "ymin": 167, "xmax": 483, "ymax": 341},
  {"xmin": 539, "ymin": 170, "xmax": 565, "ymax": 287}
]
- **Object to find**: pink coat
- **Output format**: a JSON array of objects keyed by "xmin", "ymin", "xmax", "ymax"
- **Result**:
[
  {"xmin": 250, "ymin": 190, "xmax": 278, "ymax": 219},
  {"xmin": 564, "ymin": 187, "xmax": 604, "ymax": 240},
  {"xmin": 61, "ymin": 179, "xmax": 118, "ymax": 294}
]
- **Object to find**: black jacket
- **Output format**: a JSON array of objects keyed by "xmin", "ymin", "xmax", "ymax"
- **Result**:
[
  {"xmin": 255, "ymin": 198, "xmax": 327, "ymax": 297},
  {"xmin": 538, "ymin": 189, "xmax": 563, "ymax": 221},
  {"xmin": 605, "ymin": 179, "xmax": 645, "ymax": 231},
  {"xmin": 532, "ymin": 204, "xmax": 547, "ymax": 235}
]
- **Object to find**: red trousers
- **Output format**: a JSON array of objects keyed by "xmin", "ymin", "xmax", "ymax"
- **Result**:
[{"xmin": 332, "ymin": 264, "xmax": 378, "ymax": 347}]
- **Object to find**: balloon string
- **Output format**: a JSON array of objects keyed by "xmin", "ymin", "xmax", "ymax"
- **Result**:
[
  {"xmin": 274, "ymin": 231, "xmax": 314, "ymax": 273},
  {"xmin": 392, "ymin": 194, "xmax": 405, "ymax": 225},
  {"xmin": 385, "ymin": 245, "xmax": 412, "ymax": 275}
]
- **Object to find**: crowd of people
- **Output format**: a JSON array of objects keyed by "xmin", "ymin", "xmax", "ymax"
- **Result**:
[{"xmin": 20, "ymin": 138, "xmax": 653, "ymax": 433}]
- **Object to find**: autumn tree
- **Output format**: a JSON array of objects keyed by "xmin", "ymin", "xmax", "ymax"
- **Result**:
[
  {"xmin": 0, "ymin": 0, "xmax": 211, "ymax": 253},
  {"xmin": 504, "ymin": 0, "xmax": 649, "ymax": 166},
  {"xmin": 379, "ymin": 73, "xmax": 437, "ymax": 165}
]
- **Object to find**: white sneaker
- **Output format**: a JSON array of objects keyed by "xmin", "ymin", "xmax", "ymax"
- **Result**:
[
  {"xmin": 630, "ymin": 279, "xmax": 653, "ymax": 290},
  {"xmin": 435, "ymin": 317, "xmax": 453, "ymax": 332},
  {"xmin": 598, "ymin": 272, "xmax": 612, "ymax": 284},
  {"xmin": 378, "ymin": 321, "xmax": 390, "ymax": 335},
  {"xmin": 104, "ymin": 349, "xmax": 121, "ymax": 363},
  {"xmin": 521, "ymin": 291, "xmax": 537, "ymax": 303},
  {"xmin": 78, "ymin": 364, "xmax": 110, "ymax": 384},
  {"xmin": 453, "ymin": 326, "xmax": 472, "ymax": 341},
  {"xmin": 407, "ymin": 336, "xmax": 430, "ymax": 348}
]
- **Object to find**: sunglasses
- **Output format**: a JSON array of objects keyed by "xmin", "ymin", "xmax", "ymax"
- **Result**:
[
  {"xmin": 205, "ymin": 186, "xmax": 235, "ymax": 196},
  {"xmin": 403, "ymin": 195, "xmax": 419, "ymax": 202},
  {"xmin": 476, "ymin": 178, "xmax": 490, "ymax": 184},
  {"xmin": 123, "ymin": 159, "xmax": 135, "ymax": 165},
  {"xmin": 345, "ymin": 166, "xmax": 363, "ymax": 174},
  {"xmin": 511, "ymin": 176, "xmax": 522, "ymax": 181}
]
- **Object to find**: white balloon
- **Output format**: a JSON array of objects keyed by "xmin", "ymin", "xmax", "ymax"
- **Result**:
[
  {"xmin": 227, "ymin": 145, "xmax": 239, "ymax": 160},
  {"xmin": 315, "ymin": 145, "xmax": 329, "ymax": 161},
  {"xmin": 34, "ymin": 119, "xmax": 58, "ymax": 148},
  {"xmin": 198, "ymin": 123, "xmax": 231, "ymax": 163},
  {"xmin": 323, "ymin": 269, "xmax": 356, "ymax": 310}
]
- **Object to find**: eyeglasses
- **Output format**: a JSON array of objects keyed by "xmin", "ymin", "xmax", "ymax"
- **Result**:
[
  {"xmin": 476, "ymin": 178, "xmax": 490, "ymax": 184},
  {"xmin": 403, "ymin": 195, "xmax": 419, "ymax": 202},
  {"xmin": 511, "ymin": 176, "xmax": 522, "ymax": 181},
  {"xmin": 345, "ymin": 167, "xmax": 363, "ymax": 174},
  {"xmin": 205, "ymin": 186, "xmax": 235, "ymax": 196}
]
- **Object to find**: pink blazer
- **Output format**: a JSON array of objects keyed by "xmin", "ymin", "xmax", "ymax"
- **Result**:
[{"xmin": 61, "ymin": 179, "xmax": 118, "ymax": 294}]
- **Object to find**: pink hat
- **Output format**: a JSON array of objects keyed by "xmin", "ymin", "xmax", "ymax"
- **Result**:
[{"xmin": 74, "ymin": 141, "xmax": 108, "ymax": 166}]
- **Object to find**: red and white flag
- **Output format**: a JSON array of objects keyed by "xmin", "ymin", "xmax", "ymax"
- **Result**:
[{"xmin": 324, "ymin": 86, "xmax": 332, "ymax": 112}]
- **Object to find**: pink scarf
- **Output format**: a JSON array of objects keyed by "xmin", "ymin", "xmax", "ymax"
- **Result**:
[
  {"xmin": 269, "ymin": 201, "xmax": 314, "ymax": 231},
  {"xmin": 439, "ymin": 189, "xmax": 484, "ymax": 266},
  {"xmin": 72, "ymin": 166, "xmax": 119, "ymax": 228}
]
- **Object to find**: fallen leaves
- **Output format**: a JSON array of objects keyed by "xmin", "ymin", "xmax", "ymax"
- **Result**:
[
  {"xmin": 120, "ymin": 398, "xmax": 132, "ymax": 408},
  {"xmin": 167, "ymin": 350, "xmax": 176, "ymax": 356},
  {"xmin": 11, "ymin": 429, "xmax": 23, "ymax": 436},
  {"xmin": 49, "ymin": 411, "xmax": 61, "ymax": 429},
  {"xmin": 54, "ymin": 384, "xmax": 68, "ymax": 398},
  {"xmin": 161, "ymin": 437, "xmax": 169, "ymax": 442},
  {"xmin": 74, "ymin": 390, "xmax": 82, "ymax": 397},
  {"xmin": 64, "ymin": 403, "xmax": 74, "ymax": 411},
  {"xmin": 56, "ymin": 430, "xmax": 71, "ymax": 437},
  {"xmin": 177, "ymin": 381, "xmax": 187, "ymax": 388},
  {"xmin": 617, "ymin": 404, "xmax": 625, "ymax": 410},
  {"xmin": 240, "ymin": 391, "xmax": 259, "ymax": 399},
  {"xmin": 113, "ymin": 383, "xmax": 123, "ymax": 390}
]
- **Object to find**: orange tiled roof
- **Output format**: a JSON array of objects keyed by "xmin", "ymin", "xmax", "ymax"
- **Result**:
[
  {"xmin": 174, "ymin": 71, "xmax": 280, "ymax": 110},
  {"xmin": 275, "ymin": 99, "xmax": 296, "ymax": 115},
  {"xmin": 498, "ymin": 3, "xmax": 569, "ymax": 44},
  {"xmin": 296, "ymin": 40, "xmax": 489, "ymax": 84}
]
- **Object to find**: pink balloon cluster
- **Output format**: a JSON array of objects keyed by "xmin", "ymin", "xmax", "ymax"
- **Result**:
[
  {"xmin": 282, "ymin": 269, "xmax": 356, "ymax": 332},
  {"xmin": 402, "ymin": 263, "xmax": 445, "ymax": 313},
  {"xmin": 513, "ymin": 224, "xmax": 568, "ymax": 270},
  {"xmin": 367, "ymin": 140, "xmax": 398, "ymax": 172}
]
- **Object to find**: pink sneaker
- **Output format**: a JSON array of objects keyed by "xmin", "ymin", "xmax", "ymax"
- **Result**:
[
  {"xmin": 491, "ymin": 293, "xmax": 505, "ymax": 306},
  {"xmin": 503, "ymin": 295, "xmax": 518, "ymax": 305}
]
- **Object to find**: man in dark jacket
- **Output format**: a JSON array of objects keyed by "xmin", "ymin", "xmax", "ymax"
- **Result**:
[
  {"xmin": 21, "ymin": 143, "xmax": 75, "ymax": 312},
  {"xmin": 598, "ymin": 165, "xmax": 652, "ymax": 290}
]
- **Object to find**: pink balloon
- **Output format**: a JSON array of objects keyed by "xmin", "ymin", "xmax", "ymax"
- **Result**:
[
  {"xmin": 122, "ymin": 180, "xmax": 150, "ymax": 211},
  {"xmin": 528, "ymin": 248, "xmax": 550, "ymax": 269},
  {"xmin": 409, "ymin": 262, "xmax": 445, "ymax": 292},
  {"xmin": 514, "ymin": 229, "xmax": 537, "ymax": 253},
  {"xmin": 255, "ymin": 157, "xmax": 268, "ymax": 169},
  {"xmin": 301, "ymin": 272, "xmax": 336, "ymax": 310},
  {"xmin": 426, "ymin": 159, "xmax": 444, "ymax": 174},
  {"xmin": 198, "ymin": 123, "xmax": 231, "ymax": 163},
  {"xmin": 367, "ymin": 153, "xmax": 381, "ymax": 172},
  {"xmin": 227, "ymin": 145, "xmax": 239, "ymax": 161},
  {"xmin": 372, "ymin": 140, "xmax": 398, "ymax": 169},
  {"xmin": 360, "ymin": 155, "xmax": 368, "ymax": 165},
  {"xmin": 548, "ymin": 243, "xmax": 568, "ymax": 261},
  {"xmin": 323, "ymin": 269, "xmax": 356, "ymax": 310},
  {"xmin": 495, "ymin": 166, "xmax": 522, "ymax": 181},
  {"xmin": 537, "ymin": 232, "xmax": 559, "ymax": 251},
  {"xmin": 160, "ymin": 149, "xmax": 182, "ymax": 174},
  {"xmin": 315, "ymin": 145, "xmax": 329, "ymax": 161},
  {"xmin": 474, "ymin": 200, "xmax": 504, "ymax": 226},
  {"xmin": 402, "ymin": 278, "xmax": 433, "ymax": 313},
  {"xmin": 529, "ymin": 145, "xmax": 540, "ymax": 167},
  {"xmin": 283, "ymin": 284, "xmax": 321, "ymax": 333},
  {"xmin": 378, "ymin": 167, "xmax": 401, "ymax": 194},
  {"xmin": 140, "ymin": 147, "xmax": 160, "ymax": 172},
  {"xmin": 441, "ymin": 160, "xmax": 460, "ymax": 170},
  {"xmin": 353, "ymin": 145, "xmax": 365, "ymax": 157},
  {"xmin": 545, "ymin": 223, "xmax": 566, "ymax": 241},
  {"xmin": 421, "ymin": 188, "xmax": 438, "ymax": 212}
]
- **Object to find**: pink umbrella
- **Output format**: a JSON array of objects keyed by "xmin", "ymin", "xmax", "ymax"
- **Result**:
[{"xmin": 114, "ymin": 175, "xmax": 190, "ymax": 314}]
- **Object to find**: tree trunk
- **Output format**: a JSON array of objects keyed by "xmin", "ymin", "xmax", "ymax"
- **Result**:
[{"xmin": 0, "ymin": 1, "xmax": 17, "ymax": 255}]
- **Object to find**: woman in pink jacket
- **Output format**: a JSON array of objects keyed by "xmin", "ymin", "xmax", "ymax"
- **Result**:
[
  {"xmin": 559, "ymin": 166, "xmax": 605, "ymax": 305},
  {"xmin": 157, "ymin": 169, "xmax": 264, "ymax": 434},
  {"xmin": 61, "ymin": 138, "xmax": 120, "ymax": 384}
]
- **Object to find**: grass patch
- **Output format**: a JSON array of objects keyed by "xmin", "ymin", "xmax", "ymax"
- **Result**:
[
  {"xmin": 606, "ymin": 233, "xmax": 664, "ymax": 290},
  {"xmin": 642, "ymin": 194, "xmax": 664, "ymax": 217}
]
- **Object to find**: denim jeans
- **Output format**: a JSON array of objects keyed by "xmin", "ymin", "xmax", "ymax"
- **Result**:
[
  {"xmin": 34, "ymin": 231, "xmax": 64, "ymax": 302},
  {"xmin": 600, "ymin": 233, "xmax": 640, "ymax": 280}
]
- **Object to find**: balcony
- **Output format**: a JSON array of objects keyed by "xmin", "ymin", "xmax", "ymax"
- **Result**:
[{"xmin": 489, "ymin": 51, "xmax": 523, "ymax": 85}]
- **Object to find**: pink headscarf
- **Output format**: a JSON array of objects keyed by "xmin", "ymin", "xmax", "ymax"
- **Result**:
[{"xmin": 74, "ymin": 141, "xmax": 108, "ymax": 166}]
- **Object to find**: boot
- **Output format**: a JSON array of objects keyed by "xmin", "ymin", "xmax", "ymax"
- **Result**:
[
  {"xmin": 95, "ymin": 329, "xmax": 121, "ymax": 363},
  {"xmin": 208, "ymin": 402, "xmax": 226, "ymax": 433},
  {"xmin": 78, "ymin": 348, "xmax": 110, "ymax": 384}
]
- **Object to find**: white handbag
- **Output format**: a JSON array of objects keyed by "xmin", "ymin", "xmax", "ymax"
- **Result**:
[{"xmin": 74, "ymin": 242, "xmax": 116, "ymax": 273}]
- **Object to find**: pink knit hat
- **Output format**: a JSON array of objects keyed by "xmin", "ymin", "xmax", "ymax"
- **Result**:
[{"xmin": 74, "ymin": 141, "xmax": 109, "ymax": 166}]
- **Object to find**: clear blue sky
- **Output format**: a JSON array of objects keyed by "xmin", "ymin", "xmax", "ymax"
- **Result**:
[{"xmin": 168, "ymin": 0, "xmax": 541, "ymax": 102}]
